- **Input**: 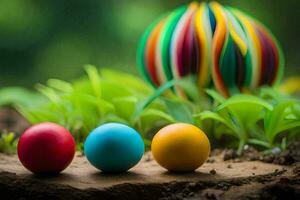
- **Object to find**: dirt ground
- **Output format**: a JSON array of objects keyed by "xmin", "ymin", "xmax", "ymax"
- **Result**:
[
  {"xmin": 0, "ymin": 152, "xmax": 299, "ymax": 200},
  {"xmin": 0, "ymin": 107, "xmax": 29, "ymax": 135}
]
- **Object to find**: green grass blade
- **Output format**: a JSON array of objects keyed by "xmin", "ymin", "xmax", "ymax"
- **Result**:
[
  {"xmin": 163, "ymin": 98, "xmax": 194, "ymax": 123},
  {"xmin": 134, "ymin": 80, "xmax": 176, "ymax": 119},
  {"xmin": 195, "ymin": 111, "xmax": 235, "ymax": 132},
  {"xmin": 248, "ymin": 139, "xmax": 272, "ymax": 149},
  {"xmin": 47, "ymin": 79, "xmax": 73, "ymax": 93},
  {"xmin": 205, "ymin": 89, "xmax": 226, "ymax": 104},
  {"xmin": 84, "ymin": 64, "xmax": 102, "ymax": 98}
]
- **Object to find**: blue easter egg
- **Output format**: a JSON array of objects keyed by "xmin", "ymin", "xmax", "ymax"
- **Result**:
[{"xmin": 84, "ymin": 123, "xmax": 144, "ymax": 173}]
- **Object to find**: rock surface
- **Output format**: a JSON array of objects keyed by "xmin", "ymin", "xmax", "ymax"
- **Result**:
[{"xmin": 0, "ymin": 152, "xmax": 299, "ymax": 200}]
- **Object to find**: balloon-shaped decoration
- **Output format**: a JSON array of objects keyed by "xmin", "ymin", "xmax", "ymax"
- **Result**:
[{"xmin": 137, "ymin": 1, "xmax": 284, "ymax": 97}]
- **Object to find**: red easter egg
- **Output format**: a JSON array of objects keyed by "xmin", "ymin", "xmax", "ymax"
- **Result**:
[{"xmin": 17, "ymin": 122, "xmax": 76, "ymax": 174}]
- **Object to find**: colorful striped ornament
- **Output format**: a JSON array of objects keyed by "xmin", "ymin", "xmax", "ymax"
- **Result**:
[{"xmin": 137, "ymin": 2, "xmax": 284, "ymax": 98}]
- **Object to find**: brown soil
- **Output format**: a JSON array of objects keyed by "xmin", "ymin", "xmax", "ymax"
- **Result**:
[
  {"xmin": 222, "ymin": 141, "xmax": 300, "ymax": 165},
  {"xmin": 0, "ymin": 152, "xmax": 299, "ymax": 200},
  {"xmin": 0, "ymin": 107, "xmax": 29, "ymax": 135}
]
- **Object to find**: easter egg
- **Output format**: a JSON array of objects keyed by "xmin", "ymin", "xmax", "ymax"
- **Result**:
[
  {"xmin": 137, "ymin": 2, "xmax": 284, "ymax": 97},
  {"xmin": 84, "ymin": 123, "xmax": 144, "ymax": 173},
  {"xmin": 17, "ymin": 122, "xmax": 76, "ymax": 174},
  {"xmin": 151, "ymin": 123, "xmax": 210, "ymax": 172}
]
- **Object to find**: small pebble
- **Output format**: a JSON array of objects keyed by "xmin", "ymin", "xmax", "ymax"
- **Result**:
[
  {"xmin": 223, "ymin": 149, "xmax": 238, "ymax": 161},
  {"xmin": 282, "ymin": 167, "xmax": 287, "ymax": 172},
  {"xmin": 263, "ymin": 154, "xmax": 275, "ymax": 163},
  {"xmin": 188, "ymin": 192, "xmax": 194, "ymax": 196},
  {"xmin": 233, "ymin": 158, "xmax": 242, "ymax": 163},
  {"xmin": 205, "ymin": 192, "xmax": 216, "ymax": 199},
  {"xmin": 188, "ymin": 182, "xmax": 197, "ymax": 188},
  {"xmin": 210, "ymin": 169, "xmax": 217, "ymax": 175},
  {"xmin": 271, "ymin": 147, "xmax": 281, "ymax": 154},
  {"xmin": 279, "ymin": 177, "xmax": 289, "ymax": 183},
  {"xmin": 145, "ymin": 154, "xmax": 151, "ymax": 162},
  {"xmin": 227, "ymin": 164, "xmax": 232, "ymax": 169},
  {"xmin": 217, "ymin": 182, "xmax": 230, "ymax": 191},
  {"xmin": 293, "ymin": 165, "xmax": 300, "ymax": 176}
]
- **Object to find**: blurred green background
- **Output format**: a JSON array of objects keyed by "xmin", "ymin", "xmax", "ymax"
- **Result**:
[{"xmin": 0, "ymin": 0, "xmax": 299, "ymax": 87}]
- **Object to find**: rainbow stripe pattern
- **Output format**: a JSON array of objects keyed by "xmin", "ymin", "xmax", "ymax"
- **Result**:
[{"xmin": 137, "ymin": 2, "xmax": 284, "ymax": 97}]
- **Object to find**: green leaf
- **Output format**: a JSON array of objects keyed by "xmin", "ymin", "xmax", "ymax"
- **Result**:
[
  {"xmin": 112, "ymin": 96, "xmax": 138, "ymax": 122},
  {"xmin": 163, "ymin": 98, "xmax": 194, "ymax": 124},
  {"xmin": 175, "ymin": 76, "xmax": 201, "ymax": 102},
  {"xmin": 195, "ymin": 110, "xmax": 235, "ymax": 131},
  {"xmin": 3, "ymin": 132, "xmax": 14, "ymax": 143},
  {"xmin": 19, "ymin": 105, "xmax": 63, "ymax": 124},
  {"xmin": 0, "ymin": 87, "xmax": 42, "ymax": 107},
  {"xmin": 264, "ymin": 100, "xmax": 300, "ymax": 143},
  {"xmin": 84, "ymin": 64, "xmax": 102, "ymax": 98},
  {"xmin": 248, "ymin": 139, "xmax": 271, "ymax": 149},
  {"xmin": 291, "ymin": 103, "xmax": 300, "ymax": 118},
  {"xmin": 100, "ymin": 68, "xmax": 153, "ymax": 96},
  {"xmin": 138, "ymin": 108, "xmax": 175, "ymax": 135},
  {"xmin": 143, "ymin": 138, "xmax": 152, "ymax": 148},
  {"xmin": 216, "ymin": 94, "xmax": 273, "ymax": 112},
  {"xmin": 281, "ymin": 137, "xmax": 287, "ymax": 150},
  {"xmin": 101, "ymin": 114, "xmax": 130, "ymax": 125},
  {"xmin": 277, "ymin": 120, "xmax": 300, "ymax": 135},
  {"xmin": 259, "ymin": 87, "xmax": 287, "ymax": 101},
  {"xmin": 36, "ymin": 84, "xmax": 61, "ymax": 104},
  {"xmin": 0, "ymin": 132, "xmax": 17, "ymax": 154},
  {"xmin": 101, "ymin": 81, "xmax": 133, "ymax": 99},
  {"xmin": 139, "ymin": 108, "xmax": 175, "ymax": 124},
  {"xmin": 47, "ymin": 79, "xmax": 73, "ymax": 93},
  {"xmin": 217, "ymin": 94, "xmax": 272, "ymax": 130},
  {"xmin": 205, "ymin": 89, "xmax": 226, "ymax": 104},
  {"xmin": 134, "ymin": 80, "xmax": 175, "ymax": 119}
]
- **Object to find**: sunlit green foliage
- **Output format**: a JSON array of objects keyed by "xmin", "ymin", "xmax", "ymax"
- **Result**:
[
  {"xmin": 195, "ymin": 89, "xmax": 300, "ymax": 154},
  {"xmin": 196, "ymin": 92, "xmax": 272, "ymax": 154},
  {"xmin": 0, "ymin": 132, "xmax": 18, "ymax": 154},
  {"xmin": 139, "ymin": 82, "xmax": 300, "ymax": 154},
  {"xmin": 15, "ymin": 65, "xmax": 176, "ymax": 149},
  {"xmin": 0, "ymin": 87, "xmax": 43, "ymax": 108},
  {"xmin": 0, "ymin": 67, "xmax": 299, "ymax": 153}
]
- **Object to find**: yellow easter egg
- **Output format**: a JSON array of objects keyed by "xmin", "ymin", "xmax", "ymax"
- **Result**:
[{"xmin": 151, "ymin": 123, "xmax": 210, "ymax": 172}]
